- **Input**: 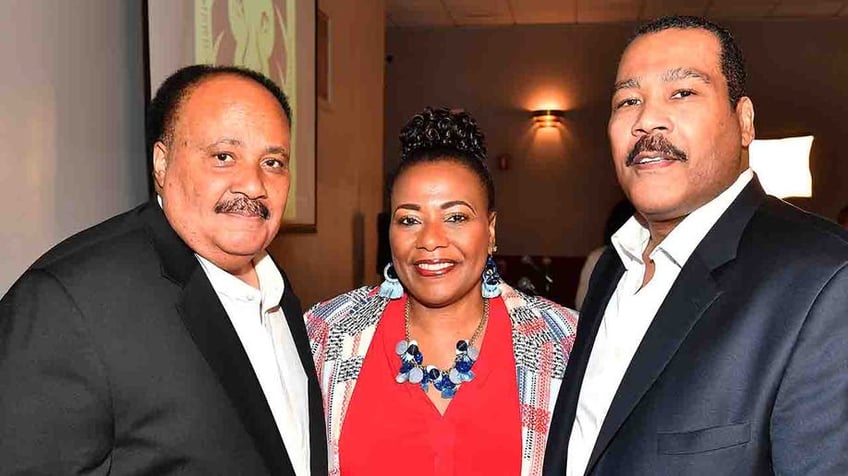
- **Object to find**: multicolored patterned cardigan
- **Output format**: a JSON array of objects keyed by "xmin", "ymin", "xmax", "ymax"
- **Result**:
[{"xmin": 305, "ymin": 282, "xmax": 578, "ymax": 476}]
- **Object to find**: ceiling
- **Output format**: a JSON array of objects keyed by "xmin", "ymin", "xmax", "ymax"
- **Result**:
[{"xmin": 386, "ymin": 0, "xmax": 848, "ymax": 27}]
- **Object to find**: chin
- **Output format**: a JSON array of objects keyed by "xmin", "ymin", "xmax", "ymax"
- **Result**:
[
  {"xmin": 629, "ymin": 190, "xmax": 683, "ymax": 218},
  {"xmin": 215, "ymin": 237, "xmax": 270, "ymax": 259},
  {"xmin": 410, "ymin": 285, "xmax": 476, "ymax": 309}
]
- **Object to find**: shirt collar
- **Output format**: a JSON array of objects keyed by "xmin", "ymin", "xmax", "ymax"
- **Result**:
[
  {"xmin": 196, "ymin": 251, "xmax": 285, "ymax": 314},
  {"xmin": 611, "ymin": 217, "xmax": 651, "ymax": 270},
  {"xmin": 611, "ymin": 168, "xmax": 754, "ymax": 269}
]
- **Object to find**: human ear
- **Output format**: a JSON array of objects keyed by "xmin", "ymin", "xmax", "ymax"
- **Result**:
[
  {"xmin": 736, "ymin": 96, "xmax": 756, "ymax": 147},
  {"xmin": 152, "ymin": 141, "xmax": 169, "ymax": 191}
]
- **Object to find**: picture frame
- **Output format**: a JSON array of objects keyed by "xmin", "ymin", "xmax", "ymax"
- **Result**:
[{"xmin": 143, "ymin": 0, "xmax": 317, "ymax": 232}]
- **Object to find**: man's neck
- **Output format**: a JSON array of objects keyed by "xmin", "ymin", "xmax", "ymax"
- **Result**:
[
  {"xmin": 639, "ymin": 216, "xmax": 684, "ymax": 289},
  {"xmin": 232, "ymin": 264, "xmax": 260, "ymax": 289},
  {"xmin": 407, "ymin": 295, "xmax": 486, "ymax": 336},
  {"xmin": 205, "ymin": 253, "xmax": 260, "ymax": 289},
  {"xmin": 644, "ymin": 216, "xmax": 684, "ymax": 260}
]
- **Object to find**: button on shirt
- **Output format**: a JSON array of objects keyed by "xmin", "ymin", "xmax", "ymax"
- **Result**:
[
  {"xmin": 196, "ymin": 252, "xmax": 310, "ymax": 476},
  {"xmin": 566, "ymin": 169, "xmax": 753, "ymax": 476}
]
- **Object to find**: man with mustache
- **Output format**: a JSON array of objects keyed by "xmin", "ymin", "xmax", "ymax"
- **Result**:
[
  {"xmin": 0, "ymin": 65, "xmax": 326, "ymax": 475},
  {"xmin": 544, "ymin": 16, "xmax": 848, "ymax": 475}
]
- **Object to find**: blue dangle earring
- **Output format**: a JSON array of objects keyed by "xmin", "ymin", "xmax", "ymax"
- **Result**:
[
  {"xmin": 481, "ymin": 246, "xmax": 502, "ymax": 298},
  {"xmin": 378, "ymin": 262, "xmax": 404, "ymax": 299}
]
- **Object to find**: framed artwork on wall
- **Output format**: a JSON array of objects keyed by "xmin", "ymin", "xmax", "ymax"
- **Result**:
[{"xmin": 143, "ymin": 0, "xmax": 317, "ymax": 232}]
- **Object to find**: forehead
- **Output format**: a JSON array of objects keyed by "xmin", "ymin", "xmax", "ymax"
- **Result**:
[
  {"xmin": 174, "ymin": 75, "xmax": 289, "ymax": 136},
  {"xmin": 617, "ymin": 28, "xmax": 722, "ymax": 81},
  {"xmin": 393, "ymin": 160, "xmax": 486, "ymax": 201}
]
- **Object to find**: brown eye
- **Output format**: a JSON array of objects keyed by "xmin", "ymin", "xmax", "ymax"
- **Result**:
[
  {"xmin": 398, "ymin": 216, "xmax": 420, "ymax": 226},
  {"xmin": 264, "ymin": 158, "xmax": 287, "ymax": 169},
  {"xmin": 615, "ymin": 98, "xmax": 640, "ymax": 109},
  {"xmin": 446, "ymin": 213, "xmax": 468, "ymax": 223}
]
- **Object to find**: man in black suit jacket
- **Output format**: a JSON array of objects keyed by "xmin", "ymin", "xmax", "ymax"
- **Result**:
[
  {"xmin": 0, "ymin": 65, "xmax": 327, "ymax": 475},
  {"xmin": 544, "ymin": 16, "xmax": 848, "ymax": 476}
]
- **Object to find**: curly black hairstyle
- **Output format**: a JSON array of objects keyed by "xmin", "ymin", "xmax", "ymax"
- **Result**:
[
  {"xmin": 146, "ymin": 64, "xmax": 291, "ymax": 153},
  {"xmin": 392, "ymin": 107, "xmax": 495, "ymax": 211},
  {"xmin": 629, "ymin": 15, "xmax": 747, "ymax": 107}
]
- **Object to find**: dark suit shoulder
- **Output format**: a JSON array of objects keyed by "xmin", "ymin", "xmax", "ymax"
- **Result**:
[
  {"xmin": 29, "ymin": 205, "xmax": 168, "ymax": 298},
  {"xmin": 33, "ymin": 203, "xmax": 150, "ymax": 270},
  {"xmin": 751, "ymin": 197, "xmax": 848, "ymax": 259}
]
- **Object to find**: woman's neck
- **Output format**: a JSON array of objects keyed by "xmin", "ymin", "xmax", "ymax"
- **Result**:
[{"xmin": 407, "ymin": 294, "xmax": 486, "ymax": 337}]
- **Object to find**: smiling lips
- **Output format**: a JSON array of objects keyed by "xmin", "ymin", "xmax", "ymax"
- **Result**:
[
  {"xmin": 625, "ymin": 134, "xmax": 688, "ymax": 168},
  {"xmin": 414, "ymin": 259, "xmax": 457, "ymax": 277},
  {"xmin": 630, "ymin": 152, "xmax": 679, "ymax": 168}
]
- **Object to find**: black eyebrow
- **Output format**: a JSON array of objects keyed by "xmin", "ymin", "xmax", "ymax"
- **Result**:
[
  {"xmin": 263, "ymin": 146, "xmax": 289, "ymax": 156},
  {"xmin": 662, "ymin": 67, "xmax": 711, "ymax": 84},
  {"xmin": 441, "ymin": 200, "xmax": 474, "ymax": 211},
  {"xmin": 612, "ymin": 67, "xmax": 711, "ymax": 94},
  {"xmin": 613, "ymin": 78, "xmax": 639, "ymax": 93},
  {"xmin": 207, "ymin": 138, "xmax": 242, "ymax": 149},
  {"xmin": 394, "ymin": 203, "xmax": 420, "ymax": 212},
  {"xmin": 203, "ymin": 138, "xmax": 288, "ymax": 156},
  {"xmin": 392, "ymin": 200, "xmax": 475, "ymax": 214}
]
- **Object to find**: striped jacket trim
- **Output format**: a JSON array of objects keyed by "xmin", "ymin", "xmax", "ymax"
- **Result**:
[{"xmin": 305, "ymin": 282, "xmax": 577, "ymax": 476}]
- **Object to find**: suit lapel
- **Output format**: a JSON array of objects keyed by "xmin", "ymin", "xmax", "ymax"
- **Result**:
[
  {"xmin": 278, "ymin": 272, "xmax": 329, "ymax": 476},
  {"xmin": 544, "ymin": 248, "xmax": 624, "ymax": 475},
  {"xmin": 142, "ymin": 202, "xmax": 293, "ymax": 476},
  {"xmin": 584, "ymin": 257, "xmax": 721, "ymax": 474},
  {"xmin": 584, "ymin": 179, "xmax": 766, "ymax": 474},
  {"xmin": 179, "ymin": 272, "xmax": 294, "ymax": 476}
]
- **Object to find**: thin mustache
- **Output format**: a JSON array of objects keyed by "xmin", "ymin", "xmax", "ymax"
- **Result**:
[
  {"xmin": 214, "ymin": 197, "xmax": 270, "ymax": 220},
  {"xmin": 626, "ymin": 135, "xmax": 688, "ymax": 166}
]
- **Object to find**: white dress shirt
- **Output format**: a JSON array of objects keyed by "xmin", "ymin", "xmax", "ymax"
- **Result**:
[
  {"xmin": 196, "ymin": 252, "xmax": 310, "ymax": 476},
  {"xmin": 566, "ymin": 169, "xmax": 753, "ymax": 476}
]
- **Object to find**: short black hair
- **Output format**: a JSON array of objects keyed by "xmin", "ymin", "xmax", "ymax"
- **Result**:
[
  {"xmin": 629, "ymin": 15, "xmax": 747, "ymax": 107},
  {"xmin": 391, "ymin": 107, "xmax": 495, "ymax": 212},
  {"xmin": 146, "ymin": 64, "xmax": 291, "ymax": 152}
]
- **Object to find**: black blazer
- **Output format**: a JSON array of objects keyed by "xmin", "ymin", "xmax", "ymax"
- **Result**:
[
  {"xmin": 544, "ymin": 180, "xmax": 848, "ymax": 475},
  {"xmin": 0, "ymin": 201, "xmax": 327, "ymax": 475}
]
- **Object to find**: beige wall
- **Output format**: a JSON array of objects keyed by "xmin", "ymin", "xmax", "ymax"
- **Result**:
[
  {"xmin": 0, "ymin": 0, "xmax": 147, "ymax": 296},
  {"xmin": 269, "ymin": 0, "xmax": 386, "ymax": 308},
  {"xmin": 385, "ymin": 19, "xmax": 848, "ymax": 257}
]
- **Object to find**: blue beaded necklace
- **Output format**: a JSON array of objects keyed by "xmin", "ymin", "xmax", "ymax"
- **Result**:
[{"xmin": 395, "ymin": 299, "xmax": 489, "ymax": 399}]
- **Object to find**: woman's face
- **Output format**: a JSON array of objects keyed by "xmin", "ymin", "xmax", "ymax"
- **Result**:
[{"xmin": 390, "ymin": 160, "xmax": 496, "ymax": 308}]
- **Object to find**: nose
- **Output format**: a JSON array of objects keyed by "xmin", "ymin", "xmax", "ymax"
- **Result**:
[
  {"xmin": 631, "ymin": 99, "xmax": 672, "ymax": 137},
  {"xmin": 232, "ymin": 162, "xmax": 268, "ymax": 199},
  {"xmin": 417, "ymin": 221, "xmax": 448, "ymax": 252}
]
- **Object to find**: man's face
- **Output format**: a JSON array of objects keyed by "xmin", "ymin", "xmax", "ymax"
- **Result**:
[
  {"xmin": 153, "ymin": 75, "xmax": 291, "ymax": 274},
  {"xmin": 608, "ymin": 28, "xmax": 755, "ymax": 225}
]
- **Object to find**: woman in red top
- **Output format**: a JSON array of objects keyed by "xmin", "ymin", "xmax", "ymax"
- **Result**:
[{"xmin": 306, "ymin": 108, "xmax": 578, "ymax": 475}]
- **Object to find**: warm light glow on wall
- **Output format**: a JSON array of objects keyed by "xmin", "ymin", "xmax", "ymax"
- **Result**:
[
  {"xmin": 524, "ymin": 87, "xmax": 572, "ymax": 114},
  {"xmin": 749, "ymin": 135, "xmax": 814, "ymax": 198},
  {"xmin": 532, "ymin": 109, "xmax": 565, "ymax": 128}
]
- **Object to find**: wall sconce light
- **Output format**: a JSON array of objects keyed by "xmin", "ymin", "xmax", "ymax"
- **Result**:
[{"xmin": 532, "ymin": 109, "xmax": 565, "ymax": 127}]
